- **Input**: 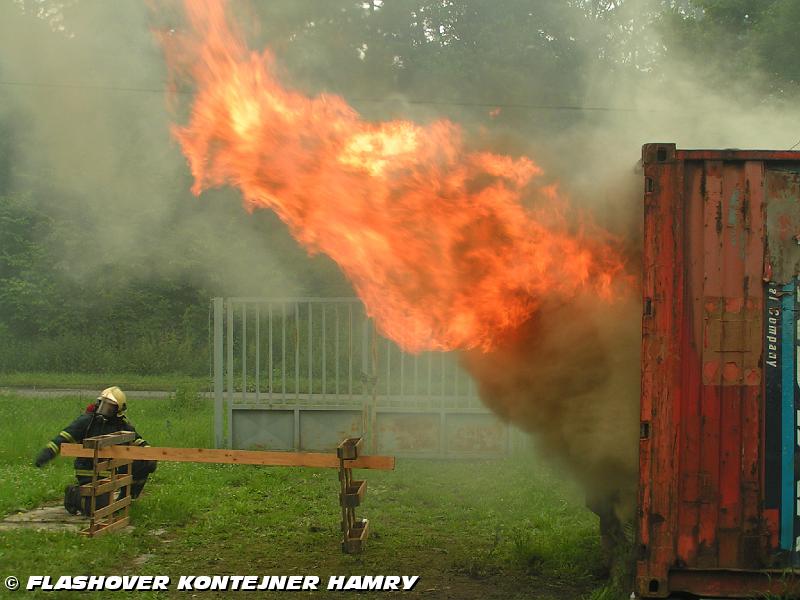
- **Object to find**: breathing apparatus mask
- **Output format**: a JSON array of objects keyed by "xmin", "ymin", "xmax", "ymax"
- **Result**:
[
  {"xmin": 95, "ymin": 396, "xmax": 119, "ymax": 420},
  {"xmin": 95, "ymin": 386, "xmax": 127, "ymax": 422}
]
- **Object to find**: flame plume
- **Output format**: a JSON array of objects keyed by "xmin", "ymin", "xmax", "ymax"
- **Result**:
[{"xmin": 161, "ymin": 0, "xmax": 626, "ymax": 353}]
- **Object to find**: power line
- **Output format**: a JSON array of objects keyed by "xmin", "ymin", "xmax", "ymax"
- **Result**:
[
  {"xmin": 350, "ymin": 97, "xmax": 641, "ymax": 112},
  {"xmin": 790, "ymin": 138, "xmax": 800, "ymax": 150},
  {"xmin": 0, "ymin": 78, "xmax": 653, "ymax": 113},
  {"xmin": 0, "ymin": 79, "xmax": 173, "ymax": 95},
  {"xmin": 5, "ymin": 77, "xmax": 784, "ymax": 116}
]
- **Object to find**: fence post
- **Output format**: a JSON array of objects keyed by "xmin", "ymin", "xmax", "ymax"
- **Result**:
[
  {"xmin": 361, "ymin": 316, "xmax": 371, "ymax": 450},
  {"xmin": 227, "ymin": 301, "xmax": 234, "ymax": 449},
  {"xmin": 213, "ymin": 297, "xmax": 224, "ymax": 449}
]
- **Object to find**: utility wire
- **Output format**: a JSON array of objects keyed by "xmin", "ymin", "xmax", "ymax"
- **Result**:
[
  {"xmin": 790, "ymin": 138, "xmax": 800, "ymax": 150},
  {"xmin": 0, "ymin": 78, "xmax": 659, "ymax": 113},
  {"xmin": 352, "ymin": 97, "xmax": 641, "ymax": 112},
  {"xmin": 0, "ymin": 79, "xmax": 177, "ymax": 95},
  {"xmin": 5, "ymin": 78, "xmax": 784, "ymax": 116}
]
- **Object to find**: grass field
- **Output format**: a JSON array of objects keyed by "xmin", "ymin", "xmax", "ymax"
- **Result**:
[
  {"xmin": 0, "ymin": 393, "xmax": 621, "ymax": 599},
  {"xmin": 0, "ymin": 372, "xmax": 210, "ymax": 392}
]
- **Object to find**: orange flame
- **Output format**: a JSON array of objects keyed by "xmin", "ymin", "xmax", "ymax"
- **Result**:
[{"xmin": 161, "ymin": 0, "xmax": 626, "ymax": 353}]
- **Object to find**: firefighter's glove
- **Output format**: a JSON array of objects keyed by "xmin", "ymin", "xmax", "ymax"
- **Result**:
[{"xmin": 34, "ymin": 447, "xmax": 55, "ymax": 468}]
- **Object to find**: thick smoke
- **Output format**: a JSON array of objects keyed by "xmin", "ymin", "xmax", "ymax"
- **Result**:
[
  {"xmin": 6, "ymin": 2, "xmax": 800, "ymax": 566},
  {"xmin": 457, "ymin": 0, "xmax": 800, "ymax": 574},
  {"xmin": 0, "ymin": 1, "xmax": 339, "ymax": 299},
  {"xmin": 461, "ymin": 290, "xmax": 641, "ymax": 569}
]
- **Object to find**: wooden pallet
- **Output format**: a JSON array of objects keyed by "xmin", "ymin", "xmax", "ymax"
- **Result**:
[{"xmin": 79, "ymin": 431, "xmax": 135, "ymax": 537}]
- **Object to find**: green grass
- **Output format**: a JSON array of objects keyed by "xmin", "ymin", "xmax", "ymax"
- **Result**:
[
  {"xmin": 0, "ymin": 393, "xmax": 611, "ymax": 599},
  {"xmin": 0, "ymin": 369, "xmax": 479, "ymax": 397}
]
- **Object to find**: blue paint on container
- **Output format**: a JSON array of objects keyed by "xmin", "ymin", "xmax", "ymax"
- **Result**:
[{"xmin": 781, "ymin": 281, "xmax": 795, "ymax": 551}]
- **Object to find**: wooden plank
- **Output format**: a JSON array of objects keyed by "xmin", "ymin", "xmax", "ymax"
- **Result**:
[
  {"xmin": 342, "ymin": 518, "xmax": 369, "ymax": 554},
  {"xmin": 95, "ymin": 458, "xmax": 133, "ymax": 471},
  {"xmin": 337, "ymin": 437, "xmax": 362, "ymax": 460},
  {"xmin": 93, "ymin": 496, "xmax": 131, "ymax": 520},
  {"xmin": 340, "ymin": 480, "xmax": 367, "ymax": 508},
  {"xmin": 79, "ymin": 475, "xmax": 133, "ymax": 496},
  {"xmin": 84, "ymin": 516, "xmax": 130, "ymax": 537},
  {"xmin": 61, "ymin": 444, "xmax": 395, "ymax": 470},
  {"xmin": 83, "ymin": 431, "xmax": 136, "ymax": 449}
]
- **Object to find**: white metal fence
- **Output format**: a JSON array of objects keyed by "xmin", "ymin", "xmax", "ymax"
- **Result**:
[{"xmin": 212, "ymin": 297, "xmax": 522, "ymax": 456}]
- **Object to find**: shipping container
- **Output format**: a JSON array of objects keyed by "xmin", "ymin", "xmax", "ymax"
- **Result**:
[{"xmin": 637, "ymin": 144, "xmax": 800, "ymax": 598}]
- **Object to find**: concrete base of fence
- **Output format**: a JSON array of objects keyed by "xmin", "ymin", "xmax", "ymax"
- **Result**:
[{"xmin": 230, "ymin": 404, "xmax": 529, "ymax": 458}]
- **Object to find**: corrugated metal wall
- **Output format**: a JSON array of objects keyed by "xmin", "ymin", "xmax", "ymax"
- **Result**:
[{"xmin": 638, "ymin": 144, "xmax": 800, "ymax": 598}]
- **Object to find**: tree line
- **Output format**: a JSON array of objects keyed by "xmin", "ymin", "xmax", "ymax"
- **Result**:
[{"xmin": 0, "ymin": 0, "xmax": 797, "ymax": 375}]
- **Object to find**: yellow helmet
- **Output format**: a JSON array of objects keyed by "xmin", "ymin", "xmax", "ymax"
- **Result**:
[{"xmin": 97, "ymin": 386, "xmax": 127, "ymax": 417}]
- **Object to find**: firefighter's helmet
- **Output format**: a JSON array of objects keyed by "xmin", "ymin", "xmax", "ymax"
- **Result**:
[{"xmin": 97, "ymin": 386, "xmax": 127, "ymax": 418}]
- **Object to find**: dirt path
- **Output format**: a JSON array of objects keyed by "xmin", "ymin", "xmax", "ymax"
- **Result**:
[{"xmin": 0, "ymin": 503, "xmax": 86, "ymax": 532}]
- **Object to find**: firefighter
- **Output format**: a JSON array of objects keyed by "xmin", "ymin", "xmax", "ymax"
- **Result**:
[{"xmin": 33, "ymin": 386, "xmax": 157, "ymax": 515}]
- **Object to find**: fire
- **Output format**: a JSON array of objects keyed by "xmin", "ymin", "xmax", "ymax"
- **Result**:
[{"xmin": 161, "ymin": 0, "xmax": 626, "ymax": 353}]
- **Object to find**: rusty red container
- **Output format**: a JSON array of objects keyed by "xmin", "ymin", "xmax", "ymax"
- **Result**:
[{"xmin": 637, "ymin": 144, "xmax": 800, "ymax": 598}]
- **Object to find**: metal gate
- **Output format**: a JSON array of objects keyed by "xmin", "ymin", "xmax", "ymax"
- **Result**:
[{"xmin": 213, "ymin": 297, "xmax": 523, "ymax": 457}]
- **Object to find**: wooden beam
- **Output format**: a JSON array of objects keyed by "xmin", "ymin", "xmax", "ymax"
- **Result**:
[
  {"xmin": 61, "ymin": 444, "xmax": 395, "ymax": 470},
  {"xmin": 337, "ymin": 437, "xmax": 363, "ymax": 460},
  {"xmin": 80, "ymin": 475, "xmax": 133, "ymax": 496},
  {"xmin": 83, "ymin": 431, "xmax": 136, "ymax": 449},
  {"xmin": 83, "ymin": 516, "xmax": 129, "ymax": 537},
  {"xmin": 95, "ymin": 458, "xmax": 133, "ymax": 471},
  {"xmin": 92, "ymin": 496, "xmax": 131, "ymax": 520}
]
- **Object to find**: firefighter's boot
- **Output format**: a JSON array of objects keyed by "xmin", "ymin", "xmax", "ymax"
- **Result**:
[{"xmin": 64, "ymin": 485, "xmax": 82, "ymax": 515}]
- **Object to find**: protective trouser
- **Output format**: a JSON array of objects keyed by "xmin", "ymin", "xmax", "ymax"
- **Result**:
[{"xmin": 71, "ymin": 460, "xmax": 155, "ymax": 514}]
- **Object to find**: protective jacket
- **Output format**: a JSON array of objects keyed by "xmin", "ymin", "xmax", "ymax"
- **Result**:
[{"xmin": 38, "ymin": 403, "xmax": 150, "ymax": 478}]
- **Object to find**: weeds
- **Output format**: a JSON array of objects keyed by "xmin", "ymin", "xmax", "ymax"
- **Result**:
[{"xmin": 167, "ymin": 382, "xmax": 204, "ymax": 412}]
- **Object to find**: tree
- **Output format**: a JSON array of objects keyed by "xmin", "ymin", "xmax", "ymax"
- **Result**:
[{"xmin": 659, "ymin": 0, "xmax": 800, "ymax": 98}]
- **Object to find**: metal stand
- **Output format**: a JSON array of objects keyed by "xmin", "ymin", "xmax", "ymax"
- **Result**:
[
  {"xmin": 338, "ymin": 437, "xmax": 369, "ymax": 553},
  {"xmin": 80, "ymin": 431, "xmax": 135, "ymax": 537}
]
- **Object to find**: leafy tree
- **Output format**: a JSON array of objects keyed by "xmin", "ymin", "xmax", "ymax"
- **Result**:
[
  {"xmin": 660, "ymin": 0, "xmax": 800, "ymax": 97},
  {"xmin": 3, "ymin": 0, "xmax": 800, "ymax": 373},
  {"xmin": 0, "ymin": 194, "xmax": 58, "ymax": 337}
]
